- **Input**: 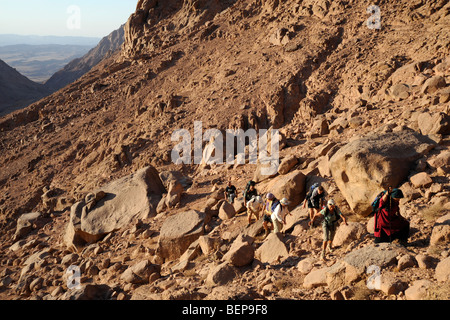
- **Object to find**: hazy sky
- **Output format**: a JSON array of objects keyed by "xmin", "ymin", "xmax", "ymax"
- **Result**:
[{"xmin": 0, "ymin": 0, "xmax": 137, "ymax": 38}]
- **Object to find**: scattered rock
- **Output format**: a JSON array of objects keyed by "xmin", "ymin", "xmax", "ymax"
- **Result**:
[
  {"xmin": 332, "ymin": 222, "xmax": 367, "ymax": 248},
  {"xmin": 435, "ymin": 257, "xmax": 450, "ymax": 282},
  {"xmin": 120, "ymin": 260, "xmax": 161, "ymax": 284},
  {"xmin": 157, "ymin": 210, "xmax": 205, "ymax": 261},
  {"xmin": 206, "ymin": 262, "xmax": 237, "ymax": 286},
  {"xmin": 255, "ymin": 233, "xmax": 289, "ymax": 264}
]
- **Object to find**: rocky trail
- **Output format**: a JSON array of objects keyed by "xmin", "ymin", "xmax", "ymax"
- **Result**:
[{"xmin": 0, "ymin": 0, "xmax": 449, "ymax": 300}]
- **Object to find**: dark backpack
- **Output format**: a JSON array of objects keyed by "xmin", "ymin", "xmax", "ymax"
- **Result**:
[
  {"xmin": 306, "ymin": 182, "xmax": 320, "ymax": 200},
  {"xmin": 371, "ymin": 190, "xmax": 387, "ymax": 214},
  {"xmin": 243, "ymin": 180, "xmax": 256, "ymax": 197},
  {"xmin": 271, "ymin": 199, "xmax": 280, "ymax": 212}
]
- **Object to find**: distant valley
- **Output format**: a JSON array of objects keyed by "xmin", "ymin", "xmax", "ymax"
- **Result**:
[
  {"xmin": 0, "ymin": 44, "xmax": 94, "ymax": 83},
  {"xmin": 0, "ymin": 27, "xmax": 124, "ymax": 116}
]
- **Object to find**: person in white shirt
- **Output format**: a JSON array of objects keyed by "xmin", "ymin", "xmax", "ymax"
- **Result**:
[{"xmin": 271, "ymin": 198, "xmax": 291, "ymax": 234}]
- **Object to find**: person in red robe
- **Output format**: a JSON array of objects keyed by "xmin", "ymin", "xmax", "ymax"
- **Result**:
[{"xmin": 374, "ymin": 188, "xmax": 410, "ymax": 245}]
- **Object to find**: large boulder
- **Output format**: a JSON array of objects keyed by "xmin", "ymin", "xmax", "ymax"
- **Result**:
[
  {"xmin": 64, "ymin": 166, "xmax": 166, "ymax": 249},
  {"xmin": 255, "ymin": 233, "xmax": 289, "ymax": 264},
  {"xmin": 326, "ymin": 243, "xmax": 404, "ymax": 290},
  {"xmin": 157, "ymin": 210, "xmax": 205, "ymax": 261},
  {"xmin": 329, "ymin": 131, "xmax": 435, "ymax": 216},
  {"xmin": 222, "ymin": 236, "xmax": 255, "ymax": 267},
  {"xmin": 206, "ymin": 262, "xmax": 238, "ymax": 286},
  {"xmin": 262, "ymin": 169, "xmax": 306, "ymax": 210},
  {"xmin": 332, "ymin": 222, "xmax": 367, "ymax": 248}
]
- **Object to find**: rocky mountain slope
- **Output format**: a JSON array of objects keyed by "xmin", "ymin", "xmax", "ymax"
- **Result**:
[
  {"xmin": 0, "ymin": 0, "xmax": 449, "ymax": 301},
  {"xmin": 0, "ymin": 59, "xmax": 50, "ymax": 117},
  {"xmin": 44, "ymin": 25, "xmax": 125, "ymax": 92}
]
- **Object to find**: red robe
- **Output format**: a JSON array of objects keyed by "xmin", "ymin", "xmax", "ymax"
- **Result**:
[{"xmin": 374, "ymin": 196, "xmax": 409, "ymax": 237}]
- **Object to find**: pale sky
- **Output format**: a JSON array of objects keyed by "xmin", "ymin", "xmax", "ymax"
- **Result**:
[{"xmin": 0, "ymin": 0, "xmax": 137, "ymax": 38}]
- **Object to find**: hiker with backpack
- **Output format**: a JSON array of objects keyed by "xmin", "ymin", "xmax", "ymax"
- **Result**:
[
  {"xmin": 224, "ymin": 181, "xmax": 237, "ymax": 204},
  {"xmin": 243, "ymin": 181, "xmax": 261, "ymax": 225},
  {"xmin": 302, "ymin": 183, "xmax": 326, "ymax": 228},
  {"xmin": 373, "ymin": 188, "xmax": 410, "ymax": 245},
  {"xmin": 262, "ymin": 193, "xmax": 278, "ymax": 238},
  {"xmin": 244, "ymin": 181, "xmax": 258, "ymax": 203},
  {"xmin": 271, "ymin": 198, "xmax": 291, "ymax": 234},
  {"xmin": 309, "ymin": 199, "xmax": 348, "ymax": 261}
]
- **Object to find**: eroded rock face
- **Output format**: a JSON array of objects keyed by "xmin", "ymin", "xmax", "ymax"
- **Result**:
[
  {"xmin": 329, "ymin": 130, "xmax": 435, "ymax": 216},
  {"xmin": 123, "ymin": 0, "xmax": 229, "ymax": 59}
]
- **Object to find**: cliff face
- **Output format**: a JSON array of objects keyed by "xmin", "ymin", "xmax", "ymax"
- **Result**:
[{"xmin": 123, "ymin": 0, "xmax": 233, "ymax": 59}]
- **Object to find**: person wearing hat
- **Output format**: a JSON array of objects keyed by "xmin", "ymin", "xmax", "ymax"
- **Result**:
[
  {"xmin": 310, "ymin": 199, "xmax": 348, "ymax": 260},
  {"xmin": 262, "ymin": 193, "xmax": 277, "ymax": 238},
  {"xmin": 374, "ymin": 188, "xmax": 409, "ymax": 245},
  {"xmin": 271, "ymin": 198, "xmax": 291, "ymax": 234}
]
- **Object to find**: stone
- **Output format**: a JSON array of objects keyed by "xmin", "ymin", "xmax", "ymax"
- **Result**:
[
  {"xmin": 255, "ymin": 233, "xmax": 289, "ymax": 264},
  {"xmin": 329, "ymin": 131, "xmax": 435, "ymax": 216},
  {"xmin": 379, "ymin": 273, "xmax": 407, "ymax": 295},
  {"xmin": 206, "ymin": 262, "xmax": 237, "ymax": 286},
  {"xmin": 390, "ymin": 83, "xmax": 410, "ymax": 100},
  {"xmin": 417, "ymin": 112, "xmax": 450, "ymax": 135},
  {"xmin": 120, "ymin": 260, "xmax": 161, "ymax": 284},
  {"xmin": 303, "ymin": 267, "xmax": 329, "ymax": 289},
  {"xmin": 343, "ymin": 244, "xmax": 400, "ymax": 271},
  {"xmin": 157, "ymin": 210, "xmax": 205, "ymax": 261},
  {"xmin": 397, "ymin": 254, "xmax": 416, "ymax": 271},
  {"xmin": 435, "ymin": 257, "xmax": 450, "ymax": 282},
  {"xmin": 297, "ymin": 257, "xmax": 315, "ymax": 275},
  {"xmin": 14, "ymin": 212, "xmax": 41, "ymax": 240},
  {"xmin": 429, "ymin": 151, "xmax": 450, "ymax": 169},
  {"xmin": 253, "ymin": 162, "xmax": 278, "ymax": 183},
  {"xmin": 405, "ymin": 280, "xmax": 433, "ymax": 300},
  {"xmin": 218, "ymin": 201, "xmax": 236, "ymax": 220},
  {"xmin": 332, "ymin": 222, "xmax": 367, "ymax": 248},
  {"xmin": 409, "ymin": 172, "xmax": 433, "ymax": 188},
  {"xmin": 415, "ymin": 254, "xmax": 434, "ymax": 269},
  {"xmin": 64, "ymin": 166, "xmax": 166, "ymax": 249},
  {"xmin": 222, "ymin": 237, "xmax": 254, "ymax": 267},
  {"xmin": 420, "ymin": 75, "xmax": 446, "ymax": 94},
  {"xmin": 59, "ymin": 284, "xmax": 112, "ymax": 300},
  {"xmin": 277, "ymin": 155, "xmax": 298, "ymax": 175},
  {"xmin": 430, "ymin": 215, "xmax": 450, "ymax": 246},
  {"xmin": 262, "ymin": 169, "xmax": 306, "ymax": 210}
]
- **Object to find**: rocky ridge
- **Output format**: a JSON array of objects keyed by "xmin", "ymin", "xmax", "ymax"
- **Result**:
[{"xmin": 0, "ymin": 0, "xmax": 449, "ymax": 300}]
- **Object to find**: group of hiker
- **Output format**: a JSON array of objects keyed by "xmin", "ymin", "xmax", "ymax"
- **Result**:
[{"xmin": 225, "ymin": 180, "xmax": 411, "ymax": 261}]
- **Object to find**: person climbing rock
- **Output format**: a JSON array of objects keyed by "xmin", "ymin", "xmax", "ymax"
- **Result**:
[
  {"xmin": 303, "ymin": 184, "xmax": 326, "ymax": 228},
  {"xmin": 271, "ymin": 198, "xmax": 291, "ymax": 234},
  {"xmin": 310, "ymin": 199, "xmax": 347, "ymax": 261},
  {"xmin": 374, "ymin": 188, "xmax": 410, "ymax": 246},
  {"xmin": 224, "ymin": 181, "xmax": 237, "ymax": 204},
  {"xmin": 262, "ymin": 193, "xmax": 278, "ymax": 238}
]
